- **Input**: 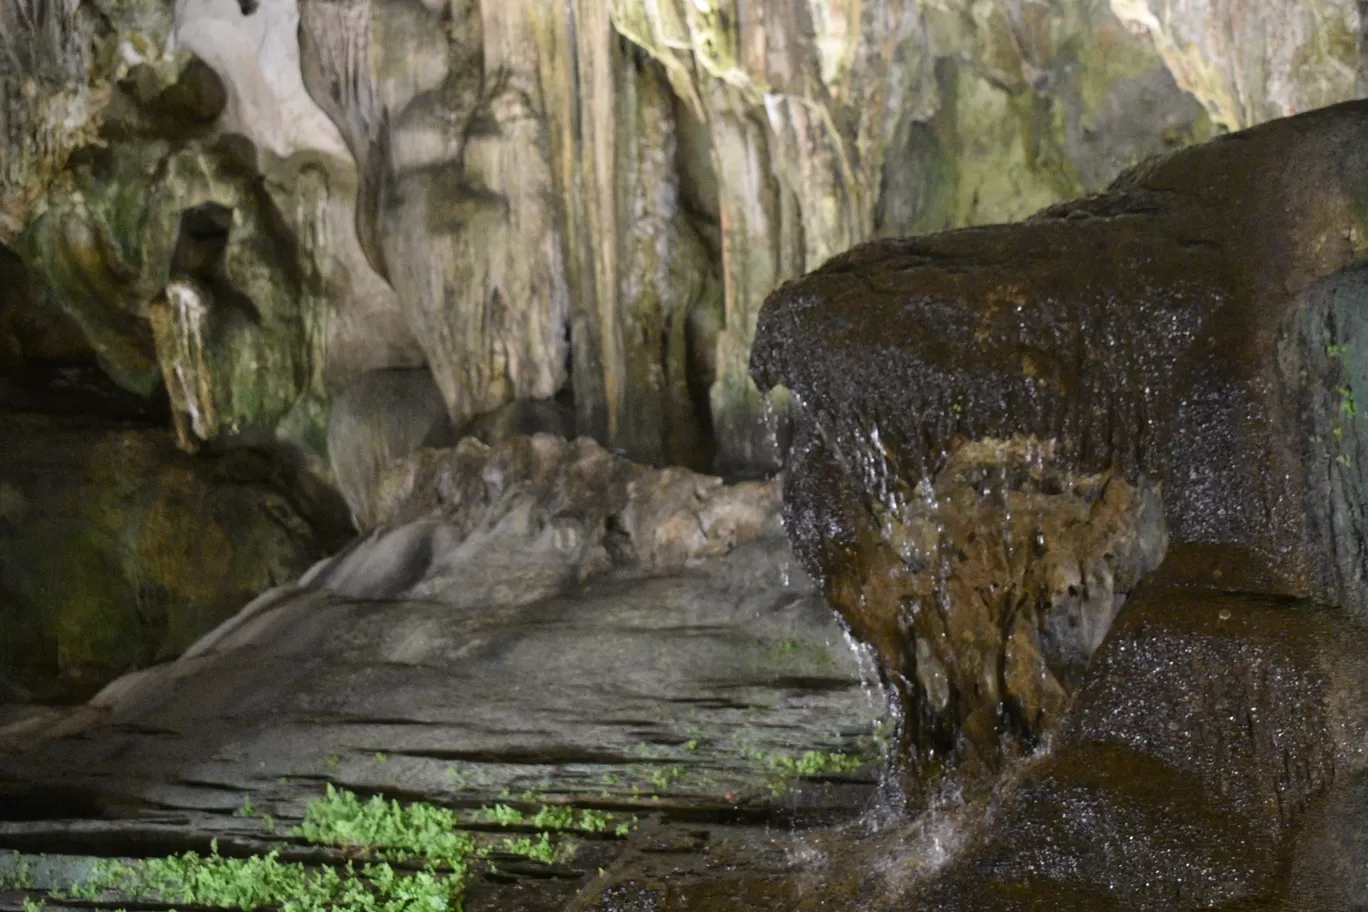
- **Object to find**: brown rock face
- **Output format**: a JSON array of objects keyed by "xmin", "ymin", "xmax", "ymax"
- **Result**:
[
  {"xmin": 911, "ymin": 587, "xmax": 1368, "ymax": 911},
  {"xmin": 751, "ymin": 101, "xmax": 1368, "ymax": 794},
  {"xmin": 831, "ymin": 436, "xmax": 1167, "ymax": 783}
]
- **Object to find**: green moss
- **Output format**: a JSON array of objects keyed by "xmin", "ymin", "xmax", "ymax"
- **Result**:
[
  {"xmin": 4, "ymin": 518, "xmax": 149, "ymax": 682},
  {"xmin": 747, "ymin": 748, "xmax": 872, "ymax": 795},
  {"xmin": 471, "ymin": 803, "xmax": 619, "ymax": 834},
  {"xmin": 491, "ymin": 834, "xmax": 560, "ymax": 866},
  {"xmin": 764, "ymin": 750, "xmax": 867, "ymax": 778}
]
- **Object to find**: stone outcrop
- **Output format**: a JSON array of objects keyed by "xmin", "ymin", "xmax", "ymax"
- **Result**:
[
  {"xmin": 324, "ymin": 367, "xmax": 455, "ymax": 528},
  {"xmin": 293, "ymin": 0, "xmax": 1224, "ymax": 473},
  {"xmin": 304, "ymin": 433, "xmax": 783, "ymax": 608},
  {"xmin": 825, "ymin": 435, "xmax": 1167, "ymax": 781},
  {"xmin": 0, "ymin": 515, "xmax": 878, "ymax": 912},
  {"xmin": 749, "ymin": 99, "xmax": 1368, "ymax": 903},
  {"xmin": 1, "ymin": 0, "xmax": 423, "ymax": 460},
  {"xmin": 910, "ymin": 587, "xmax": 1368, "ymax": 911},
  {"xmin": 1109, "ymin": 0, "xmax": 1365, "ymax": 131},
  {"xmin": 571, "ymin": 585, "xmax": 1368, "ymax": 912}
]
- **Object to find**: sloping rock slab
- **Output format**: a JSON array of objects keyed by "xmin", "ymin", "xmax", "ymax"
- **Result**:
[{"xmin": 0, "ymin": 537, "xmax": 884, "ymax": 910}]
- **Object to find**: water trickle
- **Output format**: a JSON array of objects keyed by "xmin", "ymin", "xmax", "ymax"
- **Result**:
[
  {"xmin": 159, "ymin": 278, "xmax": 217, "ymax": 445},
  {"xmin": 815, "ymin": 433, "xmax": 1166, "ymax": 802}
]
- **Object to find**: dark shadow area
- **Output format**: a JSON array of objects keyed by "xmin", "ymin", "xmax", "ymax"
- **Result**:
[{"xmin": 0, "ymin": 242, "xmax": 169, "ymax": 422}]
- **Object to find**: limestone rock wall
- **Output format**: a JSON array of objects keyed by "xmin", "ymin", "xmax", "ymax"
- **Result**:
[
  {"xmin": 1109, "ymin": 0, "xmax": 1365, "ymax": 130},
  {"xmin": 1, "ymin": 0, "xmax": 1364, "ymax": 477}
]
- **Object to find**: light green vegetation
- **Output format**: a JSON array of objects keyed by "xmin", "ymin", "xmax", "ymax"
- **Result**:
[
  {"xmin": 7, "ymin": 785, "xmax": 639, "ymax": 912},
  {"xmin": 646, "ymin": 765, "xmax": 686, "ymax": 790},
  {"xmin": 0, "ymin": 853, "xmax": 35, "ymax": 889},
  {"xmin": 59, "ymin": 849, "xmax": 461, "ymax": 912},
  {"xmin": 488, "ymin": 834, "xmax": 557, "ymax": 866},
  {"xmin": 761, "ymin": 638, "xmax": 839, "ymax": 669},
  {"xmin": 471, "ymin": 803, "xmax": 618, "ymax": 834},
  {"xmin": 749, "ymin": 749, "xmax": 871, "ymax": 795},
  {"xmin": 297, "ymin": 784, "xmax": 477, "ymax": 866},
  {"xmin": 763, "ymin": 750, "xmax": 866, "ymax": 778}
]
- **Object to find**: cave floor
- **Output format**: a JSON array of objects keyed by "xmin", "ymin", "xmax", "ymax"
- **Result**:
[{"xmin": 0, "ymin": 541, "xmax": 887, "ymax": 911}]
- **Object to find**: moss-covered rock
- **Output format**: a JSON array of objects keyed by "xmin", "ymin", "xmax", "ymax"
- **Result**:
[{"xmin": 0, "ymin": 413, "xmax": 350, "ymax": 703}]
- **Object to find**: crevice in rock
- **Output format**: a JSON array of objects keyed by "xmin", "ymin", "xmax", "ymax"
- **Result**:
[{"xmin": 169, "ymin": 202, "xmax": 261, "ymax": 326}]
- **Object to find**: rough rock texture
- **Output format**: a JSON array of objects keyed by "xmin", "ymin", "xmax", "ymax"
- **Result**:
[
  {"xmin": 308, "ymin": 434, "xmax": 784, "ymax": 607},
  {"xmin": 295, "ymin": 0, "xmax": 723, "ymax": 470},
  {"xmin": 752, "ymin": 101, "xmax": 1368, "ymax": 789},
  {"xmin": 325, "ymin": 367, "xmax": 455, "ymax": 529},
  {"xmin": 0, "ymin": 414, "xmax": 351, "ymax": 704},
  {"xmin": 458, "ymin": 398, "xmax": 576, "ymax": 448},
  {"xmin": 827, "ymin": 435, "xmax": 1167, "ymax": 783},
  {"xmin": 571, "ymin": 587, "xmax": 1368, "ymax": 912},
  {"xmin": 1108, "ymin": 0, "xmax": 1365, "ymax": 131},
  {"xmin": 908, "ymin": 588, "xmax": 1368, "ymax": 911},
  {"xmin": 0, "ymin": 460, "xmax": 882, "ymax": 912},
  {"xmin": 289, "ymin": 0, "xmax": 1221, "ymax": 472},
  {"xmin": 1, "ymin": 0, "xmax": 422, "ymax": 450}
]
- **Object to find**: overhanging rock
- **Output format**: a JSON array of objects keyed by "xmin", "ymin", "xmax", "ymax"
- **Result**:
[{"xmin": 751, "ymin": 100, "xmax": 1368, "ymax": 791}]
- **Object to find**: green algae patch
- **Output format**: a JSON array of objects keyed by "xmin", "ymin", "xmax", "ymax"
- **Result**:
[
  {"xmin": 70, "ymin": 850, "xmax": 464, "ymax": 912},
  {"xmin": 751, "ymin": 749, "xmax": 873, "ymax": 796}
]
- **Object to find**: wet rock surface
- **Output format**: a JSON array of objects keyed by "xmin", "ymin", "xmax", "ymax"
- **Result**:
[
  {"xmin": 813, "ymin": 434, "xmax": 1166, "ymax": 789},
  {"xmin": 753, "ymin": 100, "xmax": 1368, "ymax": 776},
  {"xmin": 5, "ymin": 0, "xmax": 1368, "ymax": 907},
  {"xmin": 746, "ymin": 101, "xmax": 1368, "ymax": 905},
  {"xmin": 911, "ymin": 586, "xmax": 1368, "ymax": 911}
]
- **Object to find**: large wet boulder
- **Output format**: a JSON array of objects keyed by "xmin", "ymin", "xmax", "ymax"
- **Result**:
[
  {"xmin": 0, "ymin": 414, "xmax": 350, "ymax": 703},
  {"xmin": 751, "ymin": 100, "xmax": 1368, "ymax": 792}
]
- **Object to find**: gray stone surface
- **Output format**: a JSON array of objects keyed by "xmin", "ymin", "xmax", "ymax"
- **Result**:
[
  {"xmin": 0, "ymin": 535, "xmax": 884, "ymax": 910},
  {"xmin": 326, "ymin": 367, "xmax": 455, "ymax": 529}
]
